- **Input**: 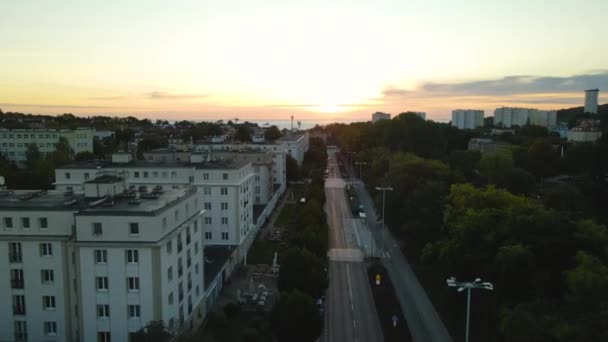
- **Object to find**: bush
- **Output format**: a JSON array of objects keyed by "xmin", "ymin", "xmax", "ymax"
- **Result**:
[
  {"xmin": 223, "ymin": 302, "xmax": 241, "ymax": 319},
  {"xmin": 207, "ymin": 311, "xmax": 228, "ymax": 329}
]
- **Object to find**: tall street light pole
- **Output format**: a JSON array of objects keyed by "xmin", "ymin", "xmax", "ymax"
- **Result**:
[
  {"xmin": 446, "ymin": 277, "xmax": 494, "ymax": 342},
  {"xmin": 375, "ymin": 186, "xmax": 393, "ymax": 254},
  {"xmin": 354, "ymin": 161, "xmax": 367, "ymax": 180}
]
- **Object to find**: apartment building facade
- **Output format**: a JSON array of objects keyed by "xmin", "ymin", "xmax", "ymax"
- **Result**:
[
  {"xmin": 494, "ymin": 107, "xmax": 556, "ymax": 127},
  {"xmin": 0, "ymin": 128, "xmax": 94, "ymax": 166},
  {"xmin": 451, "ymin": 110, "xmax": 484, "ymax": 129}
]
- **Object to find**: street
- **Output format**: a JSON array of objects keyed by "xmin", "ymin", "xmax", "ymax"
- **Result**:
[
  {"xmin": 322, "ymin": 150, "xmax": 384, "ymax": 342},
  {"xmin": 345, "ymin": 161, "xmax": 453, "ymax": 342}
]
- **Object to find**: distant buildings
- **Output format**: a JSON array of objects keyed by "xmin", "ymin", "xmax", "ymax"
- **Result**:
[
  {"xmin": 468, "ymin": 138, "xmax": 511, "ymax": 154},
  {"xmin": 584, "ymin": 89, "xmax": 599, "ymax": 114},
  {"xmin": 0, "ymin": 128, "xmax": 94, "ymax": 167},
  {"xmin": 493, "ymin": 107, "xmax": 556, "ymax": 127},
  {"xmin": 372, "ymin": 112, "xmax": 391, "ymax": 123},
  {"xmin": 567, "ymin": 119, "xmax": 603, "ymax": 142},
  {"xmin": 451, "ymin": 110, "xmax": 484, "ymax": 129},
  {"xmin": 413, "ymin": 112, "xmax": 426, "ymax": 120}
]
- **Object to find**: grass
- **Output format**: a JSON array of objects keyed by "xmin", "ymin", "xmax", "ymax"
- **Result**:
[{"xmin": 275, "ymin": 203, "xmax": 296, "ymax": 228}]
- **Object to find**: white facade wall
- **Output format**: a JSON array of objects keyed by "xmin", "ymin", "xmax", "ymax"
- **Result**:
[
  {"xmin": 451, "ymin": 110, "xmax": 484, "ymax": 129},
  {"xmin": 584, "ymin": 89, "xmax": 599, "ymax": 114},
  {"xmin": 567, "ymin": 130, "xmax": 603, "ymax": 142},
  {"xmin": 0, "ymin": 209, "xmax": 77, "ymax": 342},
  {"xmin": 0, "ymin": 128, "xmax": 94, "ymax": 166},
  {"xmin": 494, "ymin": 107, "xmax": 557, "ymax": 127},
  {"xmin": 372, "ymin": 112, "xmax": 391, "ymax": 123},
  {"xmin": 529, "ymin": 110, "xmax": 557, "ymax": 127}
]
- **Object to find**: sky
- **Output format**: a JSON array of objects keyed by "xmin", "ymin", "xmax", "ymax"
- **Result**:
[{"xmin": 1, "ymin": 0, "xmax": 607, "ymax": 123}]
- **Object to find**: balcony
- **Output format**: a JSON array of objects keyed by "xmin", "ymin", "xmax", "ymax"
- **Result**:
[
  {"xmin": 11, "ymin": 279, "xmax": 24, "ymax": 289},
  {"xmin": 9, "ymin": 252, "xmax": 22, "ymax": 263},
  {"xmin": 13, "ymin": 306, "xmax": 26, "ymax": 315}
]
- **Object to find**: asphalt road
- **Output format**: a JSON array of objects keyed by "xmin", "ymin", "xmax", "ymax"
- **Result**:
[
  {"xmin": 345, "ymin": 160, "xmax": 453, "ymax": 342},
  {"xmin": 322, "ymin": 150, "xmax": 384, "ymax": 342}
]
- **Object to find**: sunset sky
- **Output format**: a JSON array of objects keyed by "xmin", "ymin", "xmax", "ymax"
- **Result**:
[{"xmin": 1, "ymin": 0, "xmax": 607, "ymax": 123}]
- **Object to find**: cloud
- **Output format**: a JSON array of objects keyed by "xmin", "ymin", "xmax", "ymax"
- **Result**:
[
  {"xmin": 0, "ymin": 102, "xmax": 134, "ymax": 109},
  {"xmin": 88, "ymin": 96, "xmax": 130, "ymax": 101},
  {"xmin": 420, "ymin": 71, "xmax": 608, "ymax": 96},
  {"xmin": 382, "ymin": 87, "xmax": 409, "ymax": 97},
  {"xmin": 145, "ymin": 91, "xmax": 209, "ymax": 100}
]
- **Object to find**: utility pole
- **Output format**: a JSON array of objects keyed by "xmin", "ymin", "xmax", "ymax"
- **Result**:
[
  {"xmin": 375, "ymin": 186, "xmax": 393, "ymax": 254},
  {"xmin": 446, "ymin": 277, "xmax": 494, "ymax": 342}
]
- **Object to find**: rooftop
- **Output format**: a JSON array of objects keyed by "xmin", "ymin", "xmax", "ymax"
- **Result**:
[
  {"xmin": 58, "ymin": 158, "xmax": 250, "ymax": 170},
  {"xmin": 276, "ymin": 131, "xmax": 307, "ymax": 142},
  {"xmin": 0, "ymin": 190, "xmax": 85, "ymax": 211},
  {"xmin": 84, "ymin": 175, "xmax": 124, "ymax": 184}
]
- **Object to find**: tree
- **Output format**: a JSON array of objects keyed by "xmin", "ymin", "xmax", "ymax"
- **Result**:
[
  {"xmin": 479, "ymin": 150, "xmax": 514, "ymax": 184},
  {"xmin": 52, "ymin": 136, "xmax": 73, "ymax": 165},
  {"xmin": 235, "ymin": 125, "xmax": 251, "ymax": 142},
  {"xmin": 286, "ymin": 155, "xmax": 300, "ymax": 181},
  {"xmin": 25, "ymin": 143, "xmax": 41, "ymax": 169},
  {"xmin": 264, "ymin": 125, "xmax": 282, "ymax": 141},
  {"xmin": 271, "ymin": 290, "xmax": 322, "ymax": 342},
  {"xmin": 503, "ymin": 168, "xmax": 536, "ymax": 196},
  {"xmin": 131, "ymin": 320, "xmax": 172, "ymax": 342},
  {"xmin": 527, "ymin": 138, "xmax": 559, "ymax": 178},
  {"xmin": 278, "ymin": 247, "xmax": 327, "ymax": 298}
]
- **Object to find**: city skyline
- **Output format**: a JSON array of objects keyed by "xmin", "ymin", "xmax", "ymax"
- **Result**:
[{"xmin": 1, "ymin": 0, "xmax": 607, "ymax": 122}]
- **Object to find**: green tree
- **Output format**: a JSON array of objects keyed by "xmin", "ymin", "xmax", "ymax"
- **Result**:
[
  {"xmin": 264, "ymin": 125, "xmax": 282, "ymax": 141},
  {"xmin": 286, "ymin": 155, "xmax": 300, "ymax": 181},
  {"xmin": 278, "ymin": 247, "xmax": 327, "ymax": 298},
  {"xmin": 479, "ymin": 150, "xmax": 514, "ymax": 184},
  {"xmin": 527, "ymin": 138, "xmax": 559, "ymax": 178},
  {"xmin": 271, "ymin": 290, "xmax": 322, "ymax": 342},
  {"xmin": 25, "ymin": 143, "xmax": 41, "ymax": 169},
  {"xmin": 51, "ymin": 136, "xmax": 73, "ymax": 165},
  {"xmin": 235, "ymin": 125, "xmax": 251, "ymax": 142},
  {"xmin": 564, "ymin": 251, "xmax": 608, "ymax": 308},
  {"xmin": 131, "ymin": 320, "xmax": 172, "ymax": 342},
  {"xmin": 503, "ymin": 168, "xmax": 536, "ymax": 196}
]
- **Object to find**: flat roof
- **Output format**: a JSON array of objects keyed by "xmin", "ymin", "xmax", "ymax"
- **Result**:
[
  {"xmin": 277, "ymin": 131, "xmax": 307, "ymax": 142},
  {"xmin": 59, "ymin": 158, "xmax": 250, "ymax": 170},
  {"xmin": 77, "ymin": 187, "xmax": 197, "ymax": 216},
  {"xmin": 0, "ymin": 190, "xmax": 86, "ymax": 211},
  {"xmin": 84, "ymin": 175, "xmax": 124, "ymax": 184}
]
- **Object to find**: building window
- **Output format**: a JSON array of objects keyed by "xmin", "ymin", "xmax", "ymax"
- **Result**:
[
  {"xmin": 39, "ymin": 217, "xmax": 48, "ymax": 229},
  {"xmin": 11, "ymin": 269, "xmax": 24, "ymax": 289},
  {"xmin": 13, "ymin": 295, "xmax": 26, "ymax": 314},
  {"xmin": 221, "ymin": 232, "xmax": 229, "ymax": 240},
  {"xmin": 126, "ymin": 250, "xmax": 139, "ymax": 263},
  {"xmin": 194, "ymin": 242, "xmax": 199, "ymax": 254},
  {"xmin": 128, "ymin": 305, "xmax": 141, "ymax": 318},
  {"xmin": 84, "ymin": 172, "xmax": 90, "ymax": 180},
  {"xmin": 97, "ymin": 304, "xmax": 110, "ymax": 318},
  {"xmin": 127, "ymin": 277, "xmax": 140, "ymax": 292},
  {"xmin": 256, "ymin": 196, "xmax": 260, "ymax": 203},
  {"xmin": 43, "ymin": 296, "xmax": 56, "ymax": 310},
  {"xmin": 171, "ymin": 171, "xmax": 177, "ymax": 178},
  {"xmin": 166, "ymin": 241, "xmax": 172, "ymax": 254},
  {"xmin": 21, "ymin": 217, "xmax": 30, "ymax": 229},
  {"xmin": 204, "ymin": 187, "xmax": 211, "ymax": 195},
  {"xmin": 221, "ymin": 217, "xmax": 228, "ymax": 224},
  {"xmin": 221, "ymin": 202, "xmax": 228, "ymax": 210},
  {"xmin": 129, "ymin": 222, "xmax": 139, "ymax": 235},
  {"xmin": 168, "ymin": 292, "xmax": 174, "ymax": 305},
  {"xmin": 168, "ymin": 266, "xmax": 173, "ymax": 281},
  {"xmin": 162, "ymin": 217, "xmax": 167, "ymax": 229},
  {"xmin": 4, "ymin": 217, "xmax": 13, "ymax": 228},
  {"xmin": 177, "ymin": 233, "xmax": 183, "ymax": 252},
  {"xmin": 96, "ymin": 276, "xmax": 109, "ymax": 291},
  {"xmin": 174, "ymin": 210, "xmax": 179, "ymax": 221},
  {"xmin": 95, "ymin": 250, "xmax": 107, "ymax": 263},
  {"xmin": 40, "ymin": 243, "xmax": 53, "ymax": 257},
  {"xmin": 92, "ymin": 222, "xmax": 103, "ymax": 236},
  {"xmin": 44, "ymin": 321, "xmax": 57, "ymax": 336},
  {"xmin": 203, "ymin": 173, "xmax": 209, "ymax": 180},
  {"xmin": 134, "ymin": 171, "xmax": 140, "ymax": 178},
  {"xmin": 222, "ymin": 173, "xmax": 228, "ymax": 180},
  {"xmin": 220, "ymin": 187, "xmax": 228, "ymax": 195},
  {"xmin": 65, "ymin": 172, "xmax": 71, "ymax": 179},
  {"xmin": 143, "ymin": 171, "xmax": 148, "ymax": 178},
  {"xmin": 204, "ymin": 232, "xmax": 212, "ymax": 240},
  {"xmin": 204, "ymin": 202, "xmax": 211, "ymax": 210},
  {"xmin": 41, "ymin": 269, "xmax": 54, "ymax": 284},
  {"xmin": 204, "ymin": 217, "xmax": 212, "ymax": 224},
  {"xmin": 98, "ymin": 332, "xmax": 111, "ymax": 342},
  {"xmin": 255, "ymin": 186, "xmax": 260, "ymax": 194},
  {"xmin": 9, "ymin": 242, "xmax": 22, "ymax": 262},
  {"xmin": 255, "ymin": 176, "xmax": 260, "ymax": 182}
]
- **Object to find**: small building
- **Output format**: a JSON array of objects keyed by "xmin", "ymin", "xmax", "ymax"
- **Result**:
[
  {"xmin": 452, "ymin": 110, "xmax": 484, "ymax": 129},
  {"xmin": 567, "ymin": 119, "xmax": 603, "ymax": 142},
  {"xmin": 372, "ymin": 112, "xmax": 391, "ymax": 123}
]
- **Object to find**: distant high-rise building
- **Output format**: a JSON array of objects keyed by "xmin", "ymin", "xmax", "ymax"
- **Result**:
[
  {"xmin": 451, "ymin": 109, "xmax": 484, "ymax": 129},
  {"xmin": 372, "ymin": 112, "xmax": 391, "ymax": 123},
  {"xmin": 494, "ymin": 107, "xmax": 556, "ymax": 127},
  {"xmin": 585, "ymin": 89, "xmax": 599, "ymax": 114}
]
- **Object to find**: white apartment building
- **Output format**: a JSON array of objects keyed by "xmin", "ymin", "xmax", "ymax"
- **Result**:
[
  {"xmin": 451, "ymin": 110, "xmax": 484, "ymax": 129},
  {"xmin": 0, "ymin": 128, "xmax": 94, "ymax": 167},
  {"xmin": 494, "ymin": 107, "xmax": 556, "ymax": 127},
  {"xmin": 0, "ymin": 190, "xmax": 79, "ymax": 342},
  {"xmin": 275, "ymin": 131, "xmax": 309, "ymax": 165},
  {"xmin": 54, "ymin": 153, "xmax": 256, "ymax": 262},
  {"xmin": 584, "ymin": 88, "xmax": 599, "ymax": 114},
  {"xmin": 0, "ymin": 186, "xmax": 205, "ymax": 342},
  {"xmin": 372, "ymin": 112, "xmax": 391, "ymax": 123}
]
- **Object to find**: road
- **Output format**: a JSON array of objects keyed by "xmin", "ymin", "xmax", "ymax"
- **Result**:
[
  {"xmin": 322, "ymin": 149, "xmax": 384, "ymax": 342},
  {"xmin": 343, "ymin": 157, "xmax": 453, "ymax": 342}
]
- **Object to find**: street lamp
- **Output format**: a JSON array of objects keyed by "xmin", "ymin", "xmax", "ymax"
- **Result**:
[
  {"xmin": 446, "ymin": 277, "xmax": 494, "ymax": 342},
  {"xmin": 354, "ymin": 161, "xmax": 367, "ymax": 180},
  {"xmin": 375, "ymin": 186, "xmax": 393, "ymax": 254}
]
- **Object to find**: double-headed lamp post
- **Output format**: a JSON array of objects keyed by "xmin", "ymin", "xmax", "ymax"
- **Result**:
[
  {"xmin": 375, "ymin": 186, "xmax": 393, "ymax": 254},
  {"xmin": 446, "ymin": 277, "xmax": 494, "ymax": 342}
]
